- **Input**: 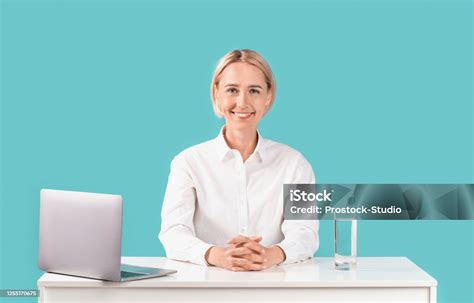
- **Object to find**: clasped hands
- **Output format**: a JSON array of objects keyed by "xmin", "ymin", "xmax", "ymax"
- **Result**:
[{"xmin": 205, "ymin": 235, "xmax": 286, "ymax": 271}]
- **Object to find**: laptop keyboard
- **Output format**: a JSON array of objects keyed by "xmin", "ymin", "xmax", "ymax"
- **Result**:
[{"xmin": 120, "ymin": 271, "xmax": 148, "ymax": 279}]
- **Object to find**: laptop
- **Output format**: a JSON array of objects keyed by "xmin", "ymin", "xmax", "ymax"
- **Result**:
[{"xmin": 38, "ymin": 189, "xmax": 177, "ymax": 282}]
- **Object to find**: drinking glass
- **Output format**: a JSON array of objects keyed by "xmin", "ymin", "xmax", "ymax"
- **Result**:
[{"xmin": 334, "ymin": 214, "xmax": 357, "ymax": 270}]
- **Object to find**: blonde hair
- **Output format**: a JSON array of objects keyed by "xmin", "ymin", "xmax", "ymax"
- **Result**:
[{"xmin": 210, "ymin": 49, "xmax": 276, "ymax": 117}]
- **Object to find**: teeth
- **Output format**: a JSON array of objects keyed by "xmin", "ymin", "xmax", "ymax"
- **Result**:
[{"xmin": 233, "ymin": 112, "xmax": 253, "ymax": 118}]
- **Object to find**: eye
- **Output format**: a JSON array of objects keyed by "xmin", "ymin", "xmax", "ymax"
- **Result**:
[
  {"xmin": 226, "ymin": 87, "xmax": 239, "ymax": 94},
  {"xmin": 249, "ymin": 88, "xmax": 260, "ymax": 95}
]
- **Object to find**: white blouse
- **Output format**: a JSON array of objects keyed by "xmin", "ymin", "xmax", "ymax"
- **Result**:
[{"xmin": 159, "ymin": 128, "xmax": 319, "ymax": 266}]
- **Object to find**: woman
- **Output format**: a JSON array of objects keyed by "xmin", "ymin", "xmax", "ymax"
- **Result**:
[{"xmin": 159, "ymin": 49, "xmax": 318, "ymax": 271}]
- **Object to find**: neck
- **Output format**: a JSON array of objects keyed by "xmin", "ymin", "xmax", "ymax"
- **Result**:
[{"xmin": 223, "ymin": 126, "xmax": 258, "ymax": 162}]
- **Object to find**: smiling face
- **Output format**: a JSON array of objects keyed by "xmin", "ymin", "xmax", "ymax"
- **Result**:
[{"xmin": 214, "ymin": 62, "xmax": 272, "ymax": 131}]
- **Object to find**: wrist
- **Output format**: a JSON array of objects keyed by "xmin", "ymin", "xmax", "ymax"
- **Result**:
[
  {"xmin": 269, "ymin": 245, "xmax": 286, "ymax": 265},
  {"xmin": 206, "ymin": 246, "xmax": 224, "ymax": 267}
]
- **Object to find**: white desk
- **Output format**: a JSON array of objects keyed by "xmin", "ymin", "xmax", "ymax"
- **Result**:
[{"xmin": 38, "ymin": 257, "xmax": 437, "ymax": 303}]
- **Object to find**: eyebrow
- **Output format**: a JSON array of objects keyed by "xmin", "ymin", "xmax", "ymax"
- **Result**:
[{"xmin": 224, "ymin": 84, "xmax": 264, "ymax": 89}]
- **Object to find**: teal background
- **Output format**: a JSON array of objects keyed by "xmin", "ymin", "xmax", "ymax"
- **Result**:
[{"xmin": 1, "ymin": 0, "xmax": 473, "ymax": 302}]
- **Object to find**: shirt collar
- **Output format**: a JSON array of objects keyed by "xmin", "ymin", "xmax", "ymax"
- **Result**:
[{"xmin": 215, "ymin": 126, "xmax": 266, "ymax": 163}]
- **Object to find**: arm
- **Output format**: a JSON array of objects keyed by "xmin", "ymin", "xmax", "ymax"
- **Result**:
[
  {"xmin": 276, "ymin": 220, "xmax": 319, "ymax": 264},
  {"xmin": 158, "ymin": 154, "xmax": 213, "ymax": 266},
  {"xmin": 276, "ymin": 155, "xmax": 320, "ymax": 264}
]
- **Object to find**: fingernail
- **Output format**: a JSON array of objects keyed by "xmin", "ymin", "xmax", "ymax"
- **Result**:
[{"xmin": 264, "ymin": 259, "xmax": 268, "ymax": 262}]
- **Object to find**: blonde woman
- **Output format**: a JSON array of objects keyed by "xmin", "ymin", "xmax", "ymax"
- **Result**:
[{"xmin": 159, "ymin": 49, "xmax": 319, "ymax": 271}]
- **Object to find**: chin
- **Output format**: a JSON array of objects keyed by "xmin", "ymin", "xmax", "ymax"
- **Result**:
[{"xmin": 225, "ymin": 120, "xmax": 257, "ymax": 131}]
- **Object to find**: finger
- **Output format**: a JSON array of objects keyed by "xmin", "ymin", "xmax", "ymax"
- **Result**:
[
  {"xmin": 227, "ymin": 235, "xmax": 262, "ymax": 245},
  {"xmin": 246, "ymin": 263, "xmax": 267, "ymax": 271},
  {"xmin": 226, "ymin": 247, "xmax": 254, "ymax": 257},
  {"xmin": 232, "ymin": 240, "xmax": 263, "ymax": 250},
  {"xmin": 249, "ymin": 236, "xmax": 262, "ymax": 242},
  {"xmin": 242, "ymin": 253, "xmax": 266, "ymax": 264},
  {"xmin": 230, "ymin": 266, "xmax": 246, "ymax": 272},
  {"xmin": 227, "ymin": 235, "xmax": 252, "ymax": 245},
  {"xmin": 228, "ymin": 257, "xmax": 250, "ymax": 266},
  {"xmin": 243, "ymin": 241, "xmax": 265, "ymax": 254}
]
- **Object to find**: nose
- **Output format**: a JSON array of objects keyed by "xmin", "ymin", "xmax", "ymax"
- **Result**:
[{"xmin": 236, "ymin": 92, "xmax": 248, "ymax": 107}]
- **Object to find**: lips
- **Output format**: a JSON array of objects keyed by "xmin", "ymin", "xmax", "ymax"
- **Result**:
[{"xmin": 231, "ymin": 111, "xmax": 255, "ymax": 119}]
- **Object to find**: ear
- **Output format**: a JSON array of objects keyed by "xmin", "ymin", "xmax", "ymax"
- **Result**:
[
  {"xmin": 265, "ymin": 92, "xmax": 273, "ymax": 107},
  {"xmin": 214, "ymin": 99, "xmax": 221, "ymax": 113},
  {"xmin": 214, "ymin": 84, "xmax": 219, "ymax": 102},
  {"xmin": 213, "ymin": 86, "xmax": 224, "ymax": 117}
]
